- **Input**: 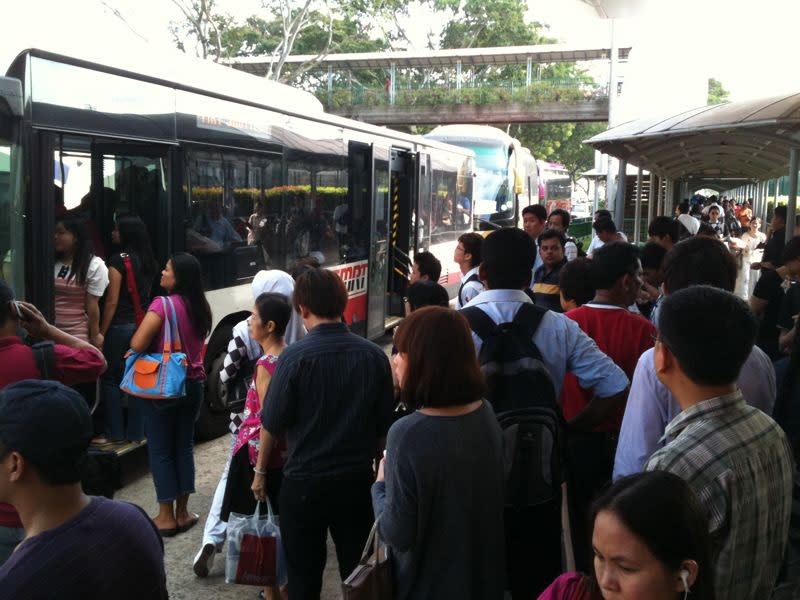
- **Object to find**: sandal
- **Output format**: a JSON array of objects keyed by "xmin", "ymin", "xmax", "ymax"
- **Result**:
[{"xmin": 177, "ymin": 513, "xmax": 200, "ymax": 533}]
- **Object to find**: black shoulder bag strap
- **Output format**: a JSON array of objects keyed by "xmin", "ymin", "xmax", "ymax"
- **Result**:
[
  {"xmin": 31, "ymin": 341, "xmax": 56, "ymax": 380},
  {"xmin": 458, "ymin": 272, "xmax": 480, "ymax": 307},
  {"xmin": 511, "ymin": 303, "xmax": 548, "ymax": 340},
  {"xmin": 460, "ymin": 306, "xmax": 498, "ymax": 342}
]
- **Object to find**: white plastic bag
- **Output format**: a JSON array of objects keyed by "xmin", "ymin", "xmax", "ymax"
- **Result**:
[{"xmin": 225, "ymin": 499, "xmax": 287, "ymax": 587}]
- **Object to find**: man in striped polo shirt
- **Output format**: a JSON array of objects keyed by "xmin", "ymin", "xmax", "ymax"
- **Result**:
[
  {"xmin": 532, "ymin": 229, "xmax": 568, "ymax": 313},
  {"xmin": 646, "ymin": 285, "xmax": 793, "ymax": 599}
]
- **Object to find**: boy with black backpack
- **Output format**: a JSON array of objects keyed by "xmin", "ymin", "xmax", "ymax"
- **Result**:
[{"xmin": 460, "ymin": 227, "xmax": 628, "ymax": 599}]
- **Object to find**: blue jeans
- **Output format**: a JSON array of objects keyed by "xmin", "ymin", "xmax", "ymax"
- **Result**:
[
  {"xmin": 142, "ymin": 380, "xmax": 204, "ymax": 503},
  {"xmin": 101, "ymin": 323, "xmax": 144, "ymax": 441}
]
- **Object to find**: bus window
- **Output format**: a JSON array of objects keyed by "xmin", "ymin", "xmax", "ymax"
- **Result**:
[
  {"xmin": 0, "ymin": 125, "xmax": 23, "ymax": 295},
  {"xmin": 187, "ymin": 151, "xmax": 246, "ymax": 290}
]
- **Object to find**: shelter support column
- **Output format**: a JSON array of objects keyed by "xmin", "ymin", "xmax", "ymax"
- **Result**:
[
  {"xmin": 526, "ymin": 57, "xmax": 532, "ymax": 87},
  {"xmin": 787, "ymin": 148, "xmax": 799, "ymax": 246},
  {"xmin": 654, "ymin": 176, "xmax": 661, "ymax": 216},
  {"xmin": 633, "ymin": 167, "xmax": 643, "ymax": 243},
  {"xmin": 615, "ymin": 159, "xmax": 627, "ymax": 231},
  {"xmin": 646, "ymin": 172, "xmax": 655, "ymax": 226},
  {"xmin": 456, "ymin": 60, "xmax": 462, "ymax": 91}
]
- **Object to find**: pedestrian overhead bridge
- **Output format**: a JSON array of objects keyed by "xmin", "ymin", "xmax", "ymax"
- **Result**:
[
  {"xmin": 585, "ymin": 93, "xmax": 800, "ymax": 244},
  {"xmin": 228, "ymin": 44, "xmax": 631, "ymax": 125}
]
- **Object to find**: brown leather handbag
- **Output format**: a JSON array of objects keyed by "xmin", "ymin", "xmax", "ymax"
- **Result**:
[{"xmin": 341, "ymin": 521, "xmax": 392, "ymax": 600}]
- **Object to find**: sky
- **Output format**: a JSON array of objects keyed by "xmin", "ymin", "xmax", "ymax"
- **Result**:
[{"xmin": 3, "ymin": 0, "xmax": 800, "ymax": 121}]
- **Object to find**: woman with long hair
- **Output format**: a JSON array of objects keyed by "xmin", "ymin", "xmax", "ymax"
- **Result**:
[
  {"xmin": 373, "ymin": 306, "xmax": 505, "ymax": 599},
  {"xmin": 98, "ymin": 215, "xmax": 158, "ymax": 444},
  {"xmin": 539, "ymin": 471, "xmax": 715, "ymax": 600},
  {"xmin": 54, "ymin": 215, "xmax": 109, "ymax": 347},
  {"xmin": 221, "ymin": 292, "xmax": 291, "ymax": 600},
  {"xmin": 130, "ymin": 252, "xmax": 212, "ymax": 536}
]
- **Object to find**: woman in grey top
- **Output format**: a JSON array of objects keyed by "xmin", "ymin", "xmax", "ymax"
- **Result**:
[{"xmin": 372, "ymin": 306, "xmax": 505, "ymax": 600}]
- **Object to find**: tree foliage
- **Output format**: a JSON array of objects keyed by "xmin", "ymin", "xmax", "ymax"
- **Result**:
[
  {"xmin": 707, "ymin": 78, "xmax": 730, "ymax": 105},
  {"xmin": 167, "ymin": 0, "xmax": 606, "ymax": 174}
]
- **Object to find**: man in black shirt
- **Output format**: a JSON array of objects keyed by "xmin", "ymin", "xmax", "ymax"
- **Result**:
[
  {"xmin": 532, "ymin": 229, "xmax": 568, "ymax": 312},
  {"xmin": 760, "ymin": 205, "xmax": 787, "ymax": 270},
  {"xmin": 752, "ymin": 236, "xmax": 800, "ymax": 360},
  {"xmin": 253, "ymin": 268, "xmax": 394, "ymax": 599}
]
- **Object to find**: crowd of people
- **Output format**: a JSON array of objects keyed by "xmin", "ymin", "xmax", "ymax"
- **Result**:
[{"xmin": 0, "ymin": 194, "xmax": 798, "ymax": 600}]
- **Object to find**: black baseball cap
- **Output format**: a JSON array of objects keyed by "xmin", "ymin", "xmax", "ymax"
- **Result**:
[{"xmin": 0, "ymin": 380, "xmax": 93, "ymax": 464}]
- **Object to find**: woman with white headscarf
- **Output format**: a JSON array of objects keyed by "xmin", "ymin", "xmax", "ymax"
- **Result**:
[{"xmin": 192, "ymin": 269, "xmax": 305, "ymax": 579}]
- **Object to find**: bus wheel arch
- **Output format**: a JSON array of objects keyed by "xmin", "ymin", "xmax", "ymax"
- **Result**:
[{"xmin": 195, "ymin": 311, "xmax": 250, "ymax": 441}]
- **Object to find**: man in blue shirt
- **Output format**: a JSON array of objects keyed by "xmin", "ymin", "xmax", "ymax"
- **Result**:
[
  {"xmin": 614, "ymin": 237, "xmax": 776, "ymax": 480},
  {"xmin": 461, "ymin": 227, "xmax": 629, "ymax": 599}
]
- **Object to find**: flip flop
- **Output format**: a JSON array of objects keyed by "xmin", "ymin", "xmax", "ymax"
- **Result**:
[
  {"xmin": 158, "ymin": 527, "xmax": 178, "ymax": 538},
  {"xmin": 177, "ymin": 513, "xmax": 200, "ymax": 534}
]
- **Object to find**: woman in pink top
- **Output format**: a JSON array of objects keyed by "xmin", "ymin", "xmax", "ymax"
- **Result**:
[
  {"xmin": 221, "ymin": 292, "xmax": 291, "ymax": 600},
  {"xmin": 131, "ymin": 252, "xmax": 212, "ymax": 537},
  {"xmin": 539, "ymin": 472, "xmax": 715, "ymax": 600}
]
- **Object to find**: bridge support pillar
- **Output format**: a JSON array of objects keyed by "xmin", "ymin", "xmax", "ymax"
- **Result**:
[
  {"xmin": 787, "ymin": 148, "xmax": 799, "ymax": 246},
  {"xmin": 390, "ymin": 62, "xmax": 396, "ymax": 105}
]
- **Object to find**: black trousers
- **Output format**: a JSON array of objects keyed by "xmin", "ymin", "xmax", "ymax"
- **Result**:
[
  {"xmin": 279, "ymin": 471, "xmax": 374, "ymax": 600},
  {"xmin": 566, "ymin": 430, "xmax": 617, "ymax": 572}
]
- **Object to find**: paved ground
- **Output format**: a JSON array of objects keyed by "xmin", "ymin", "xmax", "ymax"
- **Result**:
[{"xmin": 115, "ymin": 436, "xmax": 342, "ymax": 600}]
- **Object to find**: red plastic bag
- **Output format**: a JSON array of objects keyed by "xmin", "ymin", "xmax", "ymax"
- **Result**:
[{"xmin": 225, "ymin": 500, "xmax": 286, "ymax": 587}]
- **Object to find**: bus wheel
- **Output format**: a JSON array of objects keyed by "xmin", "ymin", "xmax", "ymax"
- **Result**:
[{"xmin": 194, "ymin": 334, "xmax": 233, "ymax": 441}]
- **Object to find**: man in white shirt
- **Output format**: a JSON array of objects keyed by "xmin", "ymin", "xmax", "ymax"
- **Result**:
[
  {"xmin": 546, "ymin": 208, "xmax": 579, "ymax": 261},
  {"xmin": 522, "ymin": 205, "xmax": 547, "ymax": 273},
  {"xmin": 454, "ymin": 232, "xmax": 484, "ymax": 308},
  {"xmin": 586, "ymin": 209, "xmax": 628, "ymax": 256}
]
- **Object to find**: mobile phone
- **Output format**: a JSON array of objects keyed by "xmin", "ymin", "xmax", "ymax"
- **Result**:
[{"xmin": 11, "ymin": 301, "xmax": 28, "ymax": 321}]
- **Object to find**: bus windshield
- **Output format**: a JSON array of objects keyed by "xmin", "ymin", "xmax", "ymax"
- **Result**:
[
  {"xmin": 471, "ymin": 143, "xmax": 512, "ymax": 215},
  {"xmin": 0, "ymin": 116, "xmax": 24, "ymax": 296}
]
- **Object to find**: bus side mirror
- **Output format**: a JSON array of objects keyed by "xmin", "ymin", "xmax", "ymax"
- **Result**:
[{"xmin": 0, "ymin": 77, "xmax": 23, "ymax": 118}]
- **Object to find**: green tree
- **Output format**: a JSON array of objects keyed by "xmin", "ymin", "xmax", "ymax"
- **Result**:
[
  {"xmin": 707, "ymin": 78, "xmax": 730, "ymax": 105},
  {"xmin": 424, "ymin": 0, "xmax": 602, "ymax": 181}
]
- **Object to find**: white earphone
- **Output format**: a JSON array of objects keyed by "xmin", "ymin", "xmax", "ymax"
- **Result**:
[{"xmin": 680, "ymin": 569, "xmax": 690, "ymax": 598}]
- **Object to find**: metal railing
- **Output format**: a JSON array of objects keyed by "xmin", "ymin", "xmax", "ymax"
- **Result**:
[{"xmin": 318, "ymin": 78, "xmax": 609, "ymax": 110}]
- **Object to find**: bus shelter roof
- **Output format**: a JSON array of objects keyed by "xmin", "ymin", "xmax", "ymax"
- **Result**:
[{"xmin": 585, "ymin": 93, "xmax": 800, "ymax": 181}]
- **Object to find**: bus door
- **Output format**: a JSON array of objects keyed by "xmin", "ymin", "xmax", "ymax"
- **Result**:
[
  {"xmin": 366, "ymin": 145, "xmax": 390, "ymax": 340},
  {"xmin": 87, "ymin": 142, "xmax": 173, "ymax": 265},
  {"xmin": 386, "ymin": 148, "xmax": 415, "ymax": 319}
]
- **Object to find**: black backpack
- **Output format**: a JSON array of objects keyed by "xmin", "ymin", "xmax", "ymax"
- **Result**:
[
  {"xmin": 461, "ymin": 303, "xmax": 557, "ymax": 413},
  {"xmin": 497, "ymin": 407, "xmax": 564, "ymax": 510}
]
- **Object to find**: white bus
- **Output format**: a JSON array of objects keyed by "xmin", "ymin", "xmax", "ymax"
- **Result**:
[
  {"xmin": 0, "ymin": 46, "xmax": 474, "ymax": 438},
  {"xmin": 424, "ymin": 124, "xmax": 538, "ymax": 229}
]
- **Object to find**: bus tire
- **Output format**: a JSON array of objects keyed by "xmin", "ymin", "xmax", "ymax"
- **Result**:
[{"xmin": 194, "ymin": 332, "xmax": 233, "ymax": 441}]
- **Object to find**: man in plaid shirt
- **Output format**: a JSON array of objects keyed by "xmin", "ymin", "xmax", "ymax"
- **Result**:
[{"xmin": 646, "ymin": 285, "xmax": 793, "ymax": 599}]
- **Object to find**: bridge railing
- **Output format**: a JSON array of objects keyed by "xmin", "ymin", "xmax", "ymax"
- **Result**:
[{"xmin": 318, "ymin": 78, "xmax": 609, "ymax": 111}]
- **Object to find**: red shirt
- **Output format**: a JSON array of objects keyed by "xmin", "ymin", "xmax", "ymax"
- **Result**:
[
  {"xmin": 0, "ymin": 337, "xmax": 106, "ymax": 528},
  {"xmin": 560, "ymin": 304, "xmax": 655, "ymax": 431}
]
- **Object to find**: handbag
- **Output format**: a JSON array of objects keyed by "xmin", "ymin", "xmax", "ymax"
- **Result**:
[
  {"xmin": 342, "ymin": 521, "xmax": 392, "ymax": 600},
  {"xmin": 120, "ymin": 253, "xmax": 145, "ymax": 326},
  {"xmin": 120, "ymin": 296, "xmax": 188, "ymax": 400},
  {"xmin": 225, "ymin": 499, "xmax": 286, "ymax": 587}
]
